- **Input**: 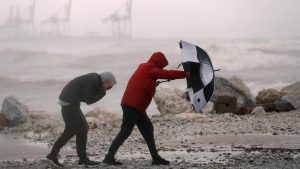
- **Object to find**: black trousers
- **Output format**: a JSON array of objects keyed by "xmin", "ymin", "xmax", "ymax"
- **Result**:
[
  {"xmin": 106, "ymin": 104, "xmax": 159, "ymax": 159},
  {"xmin": 50, "ymin": 104, "xmax": 89, "ymax": 159}
]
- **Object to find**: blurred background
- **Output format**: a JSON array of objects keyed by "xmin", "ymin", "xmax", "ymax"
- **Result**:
[
  {"xmin": 1, "ymin": 0, "xmax": 300, "ymax": 38},
  {"xmin": 0, "ymin": 0, "xmax": 299, "ymax": 115}
]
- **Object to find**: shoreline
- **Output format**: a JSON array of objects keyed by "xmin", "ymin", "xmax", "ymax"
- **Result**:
[{"xmin": 1, "ymin": 111, "xmax": 300, "ymax": 168}]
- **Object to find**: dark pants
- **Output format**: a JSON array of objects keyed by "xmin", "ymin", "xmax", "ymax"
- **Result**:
[
  {"xmin": 49, "ymin": 104, "xmax": 89, "ymax": 159},
  {"xmin": 106, "ymin": 105, "xmax": 160, "ymax": 159}
]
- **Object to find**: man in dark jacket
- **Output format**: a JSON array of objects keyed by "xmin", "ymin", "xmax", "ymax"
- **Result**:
[
  {"xmin": 103, "ymin": 52, "xmax": 190, "ymax": 165},
  {"xmin": 46, "ymin": 72, "xmax": 116, "ymax": 167}
]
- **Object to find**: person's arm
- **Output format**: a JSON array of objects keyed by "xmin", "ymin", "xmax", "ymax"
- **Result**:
[
  {"xmin": 148, "ymin": 68, "xmax": 187, "ymax": 80},
  {"xmin": 83, "ymin": 73, "xmax": 106, "ymax": 104}
]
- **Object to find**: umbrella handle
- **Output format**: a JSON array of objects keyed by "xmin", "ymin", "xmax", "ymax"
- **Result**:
[{"xmin": 156, "ymin": 79, "xmax": 171, "ymax": 86}]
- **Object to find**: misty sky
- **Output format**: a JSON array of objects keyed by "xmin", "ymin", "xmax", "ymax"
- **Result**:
[{"xmin": 0, "ymin": 0, "xmax": 300, "ymax": 39}]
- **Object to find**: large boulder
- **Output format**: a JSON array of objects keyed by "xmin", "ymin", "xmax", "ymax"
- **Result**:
[
  {"xmin": 0, "ymin": 96, "xmax": 29, "ymax": 126},
  {"xmin": 85, "ymin": 107, "xmax": 119, "ymax": 122},
  {"xmin": 274, "ymin": 99, "xmax": 295, "ymax": 112},
  {"xmin": 281, "ymin": 82, "xmax": 300, "ymax": 95},
  {"xmin": 250, "ymin": 106, "xmax": 267, "ymax": 116},
  {"xmin": 201, "ymin": 101, "xmax": 215, "ymax": 114},
  {"xmin": 212, "ymin": 76, "xmax": 255, "ymax": 112},
  {"xmin": 0, "ymin": 114, "xmax": 8, "ymax": 126},
  {"xmin": 153, "ymin": 87, "xmax": 193, "ymax": 115},
  {"xmin": 281, "ymin": 82, "xmax": 300, "ymax": 109},
  {"xmin": 255, "ymin": 89, "xmax": 284, "ymax": 104},
  {"xmin": 85, "ymin": 107, "xmax": 119, "ymax": 129},
  {"xmin": 214, "ymin": 95, "xmax": 237, "ymax": 113},
  {"xmin": 26, "ymin": 111, "xmax": 52, "ymax": 133}
]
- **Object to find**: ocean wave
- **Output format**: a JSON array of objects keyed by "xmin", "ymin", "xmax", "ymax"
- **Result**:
[
  {"xmin": 248, "ymin": 48, "xmax": 300, "ymax": 57},
  {"xmin": 206, "ymin": 40, "xmax": 300, "ymax": 71},
  {"xmin": 0, "ymin": 75, "xmax": 65, "ymax": 86},
  {"xmin": 0, "ymin": 49, "xmax": 48, "ymax": 57},
  {"xmin": 0, "ymin": 38, "xmax": 298, "ymax": 115}
]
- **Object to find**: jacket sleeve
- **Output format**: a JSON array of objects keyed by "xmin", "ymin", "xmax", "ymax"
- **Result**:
[
  {"xmin": 83, "ymin": 73, "xmax": 106, "ymax": 105},
  {"xmin": 148, "ymin": 68, "xmax": 186, "ymax": 80},
  {"xmin": 85, "ymin": 88, "xmax": 106, "ymax": 105}
]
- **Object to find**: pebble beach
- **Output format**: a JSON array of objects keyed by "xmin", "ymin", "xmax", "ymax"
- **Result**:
[{"xmin": 1, "ymin": 109, "xmax": 300, "ymax": 169}]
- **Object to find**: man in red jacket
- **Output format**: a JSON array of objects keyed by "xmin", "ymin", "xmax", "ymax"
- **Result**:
[{"xmin": 103, "ymin": 52, "xmax": 189, "ymax": 165}]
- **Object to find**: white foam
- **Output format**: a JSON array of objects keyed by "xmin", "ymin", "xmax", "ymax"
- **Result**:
[{"xmin": 0, "ymin": 38, "xmax": 299, "ymax": 114}]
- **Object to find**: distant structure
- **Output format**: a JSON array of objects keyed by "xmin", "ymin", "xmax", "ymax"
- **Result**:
[
  {"xmin": 102, "ymin": 0, "xmax": 133, "ymax": 38},
  {"xmin": 41, "ymin": 0, "xmax": 72, "ymax": 36},
  {"xmin": 0, "ymin": 0, "xmax": 36, "ymax": 37},
  {"xmin": 0, "ymin": 0, "xmax": 134, "ymax": 38}
]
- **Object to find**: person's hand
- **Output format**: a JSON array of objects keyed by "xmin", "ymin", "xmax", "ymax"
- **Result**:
[{"xmin": 185, "ymin": 72, "xmax": 191, "ymax": 77}]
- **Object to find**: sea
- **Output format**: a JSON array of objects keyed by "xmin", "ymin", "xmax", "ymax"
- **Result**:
[{"xmin": 0, "ymin": 37, "xmax": 299, "ymax": 116}]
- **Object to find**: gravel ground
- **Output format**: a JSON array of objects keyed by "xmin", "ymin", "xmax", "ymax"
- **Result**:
[{"xmin": 0, "ymin": 110, "xmax": 300, "ymax": 168}]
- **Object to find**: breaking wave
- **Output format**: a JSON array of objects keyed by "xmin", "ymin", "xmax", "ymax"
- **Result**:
[{"xmin": 0, "ymin": 37, "xmax": 299, "ymax": 114}]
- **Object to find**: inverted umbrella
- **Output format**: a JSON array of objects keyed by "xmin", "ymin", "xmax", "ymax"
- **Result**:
[{"xmin": 179, "ymin": 40, "xmax": 215, "ymax": 113}]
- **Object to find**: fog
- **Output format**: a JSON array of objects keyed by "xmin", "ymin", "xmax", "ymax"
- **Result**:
[
  {"xmin": 0, "ymin": 0, "xmax": 300, "ymax": 39},
  {"xmin": 0, "ymin": 0, "xmax": 300, "ymax": 38}
]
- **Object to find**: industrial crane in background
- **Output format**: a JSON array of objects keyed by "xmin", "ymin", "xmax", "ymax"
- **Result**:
[
  {"xmin": 0, "ymin": 0, "xmax": 133, "ymax": 38},
  {"xmin": 0, "ymin": 0, "xmax": 36, "ymax": 36},
  {"xmin": 102, "ymin": 0, "xmax": 133, "ymax": 38},
  {"xmin": 41, "ymin": 0, "xmax": 72, "ymax": 36}
]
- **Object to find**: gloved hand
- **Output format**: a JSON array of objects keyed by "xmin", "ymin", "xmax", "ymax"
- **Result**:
[{"xmin": 185, "ymin": 72, "xmax": 191, "ymax": 77}]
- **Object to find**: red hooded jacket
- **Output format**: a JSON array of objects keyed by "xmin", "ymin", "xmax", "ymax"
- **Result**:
[{"xmin": 121, "ymin": 52, "xmax": 187, "ymax": 113}]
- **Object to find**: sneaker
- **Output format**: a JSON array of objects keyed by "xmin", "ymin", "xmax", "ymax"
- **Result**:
[
  {"xmin": 152, "ymin": 157, "xmax": 170, "ymax": 165},
  {"xmin": 46, "ymin": 154, "xmax": 64, "ymax": 168},
  {"xmin": 78, "ymin": 158, "xmax": 100, "ymax": 166},
  {"xmin": 103, "ymin": 156, "xmax": 123, "ymax": 165}
]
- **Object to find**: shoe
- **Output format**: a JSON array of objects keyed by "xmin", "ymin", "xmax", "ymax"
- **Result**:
[
  {"xmin": 152, "ymin": 157, "xmax": 170, "ymax": 165},
  {"xmin": 78, "ymin": 158, "xmax": 100, "ymax": 166},
  {"xmin": 103, "ymin": 156, "xmax": 123, "ymax": 165},
  {"xmin": 46, "ymin": 154, "xmax": 64, "ymax": 168}
]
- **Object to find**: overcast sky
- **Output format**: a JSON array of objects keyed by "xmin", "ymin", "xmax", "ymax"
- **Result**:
[{"xmin": 0, "ymin": 0, "xmax": 300, "ymax": 39}]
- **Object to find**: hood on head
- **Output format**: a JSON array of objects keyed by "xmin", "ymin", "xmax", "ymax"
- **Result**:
[{"xmin": 147, "ymin": 52, "xmax": 169, "ymax": 68}]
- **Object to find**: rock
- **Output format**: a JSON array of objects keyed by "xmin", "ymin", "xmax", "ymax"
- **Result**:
[
  {"xmin": 174, "ymin": 112, "xmax": 208, "ymax": 120},
  {"xmin": 281, "ymin": 82, "xmax": 300, "ymax": 95},
  {"xmin": 33, "ymin": 122, "xmax": 51, "ymax": 133},
  {"xmin": 29, "ymin": 111, "xmax": 49, "ymax": 120},
  {"xmin": 0, "ymin": 96, "xmax": 29, "ymax": 126},
  {"xmin": 154, "ymin": 87, "xmax": 193, "ymax": 115},
  {"xmin": 215, "ymin": 95, "xmax": 237, "ymax": 113},
  {"xmin": 228, "ymin": 76, "xmax": 253, "ymax": 98},
  {"xmin": 212, "ymin": 76, "xmax": 255, "ymax": 112},
  {"xmin": 281, "ymin": 82, "xmax": 300, "ymax": 109},
  {"xmin": 236, "ymin": 106, "xmax": 255, "ymax": 115},
  {"xmin": 256, "ymin": 89, "xmax": 284, "ymax": 104},
  {"xmin": 0, "ymin": 114, "xmax": 8, "ymax": 126},
  {"xmin": 201, "ymin": 101, "xmax": 215, "ymax": 114},
  {"xmin": 274, "ymin": 99, "xmax": 295, "ymax": 112},
  {"xmin": 85, "ymin": 107, "xmax": 119, "ymax": 122},
  {"xmin": 251, "ymin": 106, "xmax": 266, "ymax": 115},
  {"xmin": 237, "ymin": 100, "xmax": 290, "ymax": 114}
]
